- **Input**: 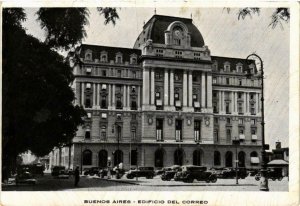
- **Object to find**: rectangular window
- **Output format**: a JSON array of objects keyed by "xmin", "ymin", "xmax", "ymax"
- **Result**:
[
  {"xmin": 238, "ymin": 118, "xmax": 244, "ymax": 125},
  {"xmin": 213, "ymin": 77, "xmax": 217, "ymax": 84},
  {"xmin": 226, "ymin": 118, "xmax": 231, "ymax": 124},
  {"xmin": 239, "ymin": 128, "xmax": 244, "ymax": 134},
  {"xmin": 213, "ymin": 103, "xmax": 218, "ymax": 113},
  {"xmin": 175, "ymin": 120, "xmax": 182, "ymax": 142},
  {"xmin": 131, "ymin": 101, "xmax": 137, "ymax": 110},
  {"xmin": 225, "ymin": 103, "xmax": 230, "ymax": 114},
  {"xmin": 156, "ymin": 119, "xmax": 163, "ymax": 141},
  {"xmin": 116, "ymin": 97, "xmax": 123, "ymax": 109},
  {"xmin": 101, "ymin": 96, "xmax": 107, "ymax": 109},
  {"xmin": 226, "ymin": 129, "xmax": 231, "ymax": 142},
  {"xmin": 174, "ymin": 93, "xmax": 179, "ymax": 100},
  {"xmin": 251, "ymin": 129, "xmax": 256, "ymax": 135},
  {"xmin": 239, "ymin": 79, "xmax": 242, "ymax": 86},
  {"xmin": 131, "ymin": 127, "xmax": 136, "ymax": 140},
  {"xmin": 101, "ymin": 126, "xmax": 106, "ymax": 140},
  {"xmin": 85, "ymin": 98, "xmax": 91, "ymax": 108},
  {"xmin": 132, "ymin": 71, "xmax": 136, "ymax": 78},
  {"xmin": 175, "ymin": 50, "xmax": 182, "ymax": 58},
  {"xmin": 117, "ymin": 70, "xmax": 122, "ymax": 77},
  {"xmin": 194, "ymin": 121, "xmax": 201, "ymax": 142},
  {"xmin": 250, "ymin": 103, "xmax": 256, "ymax": 115},
  {"xmin": 226, "ymin": 78, "xmax": 230, "ymax": 85},
  {"xmin": 85, "ymin": 131, "xmax": 91, "ymax": 139},
  {"xmin": 156, "ymin": 49, "xmax": 164, "ymax": 57},
  {"xmin": 238, "ymin": 92, "xmax": 242, "ymax": 99},
  {"xmin": 214, "ymin": 117, "xmax": 218, "ymax": 124},
  {"xmin": 251, "ymin": 119, "xmax": 256, "ymax": 125},
  {"xmin": 238, "ymin": 103, "xmax": 243, "ymax": 114},
  {"xmin": 102, "ymin": 70, "xmax": 107, "ymax": 77},
  {"xmin": 214, "ymin": 129, "xmax": 219, "ymax": 143}
]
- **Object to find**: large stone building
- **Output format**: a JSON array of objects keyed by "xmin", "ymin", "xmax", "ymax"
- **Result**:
[{"xmin": 49, "ymin": 15, "xmax": 262, "ymax": 171}]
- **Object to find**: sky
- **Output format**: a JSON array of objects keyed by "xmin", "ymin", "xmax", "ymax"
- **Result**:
[{"xmin": 22, "ymin": 7, "xmax": 290, "ymax": 149}]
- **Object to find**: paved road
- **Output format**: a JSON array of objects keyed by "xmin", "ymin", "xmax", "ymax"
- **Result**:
[{"xmin": 2, "ymin": 174, "xmax": 288, "ymax": 191}]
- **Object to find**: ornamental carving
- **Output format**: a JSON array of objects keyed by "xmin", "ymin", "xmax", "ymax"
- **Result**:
[
  {"xmin": 204, "ymin": 116, "xmax": 210, "ymax": 127},
  {"xmin": 147, "ymin": 115, "xmax": 153, "ymax": 125},
  {"xmin": 186, "ymin": 116, "xmax": 192, "ymax": 126},
  {"xmin": 167, "ymin": 116, "xmax": 173, "ymax": 126}
]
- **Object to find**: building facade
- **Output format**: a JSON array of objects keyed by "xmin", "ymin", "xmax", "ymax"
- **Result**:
[{"xmin": 49, "ymin": 15, "xmax": 262, "ymax": 171}]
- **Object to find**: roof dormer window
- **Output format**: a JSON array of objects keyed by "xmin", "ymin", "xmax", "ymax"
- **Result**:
[
  {"xmin": 130, "ymin": 54, "xmax": 137, "ymax": 64},
  {"xmin": 100, "ymin": 53, "xmax": 107, "ymax": 63},
  {"xmin": 173, "ymin": 26, "xmax": 183, "ymax": 46},
  {"xmin": 85, "ymin": 50, "xmax": 92, "ymax": 61},
  {"xmin": 116, "ymin": 52, "xmax": 123, "ymax": 64},
  {"xmin": 224, "ymin": 62, "xmax": 230, "ymax": 72}
]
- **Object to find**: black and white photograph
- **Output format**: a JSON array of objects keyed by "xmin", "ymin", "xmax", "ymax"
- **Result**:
[{"xmin": 1, "ymin": 1, "xmax": 299, "ymax": 206}]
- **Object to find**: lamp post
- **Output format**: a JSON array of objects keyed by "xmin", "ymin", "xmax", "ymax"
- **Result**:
[
  {"xmin": 246, "ymin": 53, "xmax": 269, "ymax": 191},
  {"xmin": 232, "ymin": 137, "xmax": 240, "ymax": 185},
  {"xmin": 80, "ymin": 141, "xmax": 83, "ymax": 174}
]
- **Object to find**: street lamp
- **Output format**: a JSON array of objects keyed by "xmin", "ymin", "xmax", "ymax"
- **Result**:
[
  {"xmin": 246, "ymin": 53, "xmax": 269, "ymax": 191},
  {"xmin": 232, "ymin": 137, "xmax": 240, "ymax": 185}
]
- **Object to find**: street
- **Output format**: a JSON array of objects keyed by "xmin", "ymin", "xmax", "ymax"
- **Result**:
[{"xmin": 2, "ymin": 173, "xmax": 288, "ymax": 191}]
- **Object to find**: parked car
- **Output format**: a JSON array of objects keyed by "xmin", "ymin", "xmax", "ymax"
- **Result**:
[
  {"xmin": 51, "ymin": 166, "xmax": 66, "ymax": 177},
  {"xmin": 16, "ymin": 171, "xmax": 37, "ymax": 185},
  {"xmin": 255, "ymin": 168, "xmax": 283, "ymax": 181},
  {"xmin": 174, "ymin": 165, "xmax": 217, "ymax": 183},
  {"xmin": 155, "ymin": 168, "xmax": 165, "ymax": 176},
  {"xmin": 216, "ymin": 167, "xmax": 248, "ymax": 179},
  {"xmin": 83, "ymin": 167, "xmax": 101, "ymax": 176},
  {"xmin": 126, "ymin": 167, "xmax": 155, "ymax": 179},
  {"xmin": 248, "ymin": 169, "xmax": 260, "ymax": 176},
  {"xmin": 161, "ymin": 165, "xmax": 181, "ymax": 181}
]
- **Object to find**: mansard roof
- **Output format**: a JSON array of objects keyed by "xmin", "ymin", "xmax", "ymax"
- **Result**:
[
  {"xmin": 134, "ymin": 15, "xmax": 205, "ymax": 48},
  {"xmin": 78, "ymin": 44, "xmax": 141, "ymax": 62}
]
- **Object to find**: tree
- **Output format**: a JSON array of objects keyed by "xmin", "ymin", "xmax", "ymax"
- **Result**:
[
  {"xmin": 225, "ymin": 8, "xmax": 290, "ymax": 29},
  {"xmin": 2, "ymin": 7, "xmax": 119, "ymax": 179}
]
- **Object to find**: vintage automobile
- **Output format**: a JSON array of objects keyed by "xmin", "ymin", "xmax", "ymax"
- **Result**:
[
  {"xmin": 217, "ymin": 167, "xmax": 248, "ymax": 179},
  {"xmin": 161, "ymin": 165, "xmax": 181, "ymax": 181},
  {"xmin": 255, "ymin": 168, "xmax": 283, "ymax": 181},
  {"xmin": 174, "ymin": 165, "xmax": 217, "ymax": 183},
  {"xmin": 83, "ymin": 167, "xmax": 101, "ymax": 176},
  {"xmin": 51, "ymin": 166, "xmax": 69, "ymax": 178},
  {"xmin": 126, "ymin": 167, "xmax": 155, "ymax": 179},
  {"xmin": 15, "ymin": 171, "xmax": 37, "ymax": 185}
]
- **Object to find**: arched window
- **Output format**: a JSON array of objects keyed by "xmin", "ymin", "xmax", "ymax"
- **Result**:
[
  {"xmin": 250, "ymin": 151, "xmax": 258, "ymax": 157},
  {"xmin": 193, "ymin": 150, "xmax": 203, "ymax": 166},
  {"xmin": 82, "ymin": 150, "xmax": 92, "ymax": 165},
  {"xmin": 214, "ymin": 151, "xmax": 221, "ymax": 166},
  {"xmin": 238, "ymin": 151, "xmax": 246, "ymax": 167},
  {"xmin": 98, "ymin": 150, "xmax": 108, "ymax": 168},
  {"xmin": 173, "ymin": 26, "xmax": 183, "ymax": 46},
  {"xmin": 174, "ymin": 149, "xmax": 184, "ymax": 166},
  {"xmin": 113, "ymin": 150, "xmax": 123, "ymax": 166},
  {"xmin": 225, "ymin": 151, "xmax": 233, "ymax": 167},
  {"xmin": 155, "ymin": 149, "xmax": 164, "ymax": 168}
]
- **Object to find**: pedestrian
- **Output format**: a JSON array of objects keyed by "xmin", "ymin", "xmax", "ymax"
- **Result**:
[{"xmin": 74, "ymin": 166, "xmax": 80, "ymax": 187}]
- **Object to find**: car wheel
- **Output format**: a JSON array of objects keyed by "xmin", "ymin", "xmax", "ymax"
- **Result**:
[
  {"xmin": 211, "ymin": 176, "xmax": 217, "ymax": 183},
  {"xmin": 205, "ymin": 179, "xmax": 210, "ymax": 183},
  {"xmin": 272, "ymin": 177, "xmax": 276, "ymax": 181},
  {"xmin": 255, "ymin": 176, "xmax": 260, "ymax": 181},
  {"xmin": 127, "ymin": 175, "xmax": 134, "ymax": 179}
]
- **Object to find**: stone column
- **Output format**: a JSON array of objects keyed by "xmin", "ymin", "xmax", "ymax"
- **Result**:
[
  {"xmin": 108, "ymin": 84, "xmax": 111, "ymax": 109},
  {"xmin": 97, "ymin": 84, "xmax": 100, "ymax": 107},
  {"xmin": 256, "ymin": 93, "xmax": 259, "ymax": 114},
  {"xmin": 218, "ymin": 90, "xmax": 222, "ymax": 113},
  {"xmin": 234, "ymin": 92, "xmax": 238, "ymax": 112},
  {"xmin": 81, "ymin": 82, "xmax": 85, "ymax": 106},
  {"xmin": 222, "ymin": 91, "xmax": 225, "ymax": 114},
  {"xmin": 183, "ymin": 70, "xmax": 188, "ymax": 107},
  {"xmin": 244, "ymin": 92, "xmax": 247, "ymax": 114},
  {"xmin": 137, "ymin": 86, "xmax": 140, "ymax": 109},
  {"xmin": 170, "ymin": 70, "xmax": 174, "ymax": 106},
  {"xmin": 188, "ymin": 71, "xmax": 193, "ymax": 107},
  {"xmin": 150, "ymin": 68, "xmax": 155, "ymax": 105},
  {"xmin": 201, "ymin": 72, "xmax": 206, "ymax": 108},
  {"xmin": 142, "ymin": 67, "xmax": 150, "ymax": 106},
  {"xmin": 258, "ymin": 93, "xmax": 261, "ymax": 114},
  {"xmin": 127, "ymin": 85, "xmax": 130, "ymax": 110},
  {"xmin": 123, "ymin": 85, "xmax": 127, "ymax": 109},
  {"xmin": 207, "ymin": 73, "xmax": 212, "ymax": 108},
  {"xmin": 93, "ymin": 83, "xmax": 96, "ymax": 108},
  {"xmin": 112, "ymin": 84, "xmax": 116, "ymax": 109},
  {"xmin": 246, "ymin": 92, "xmax": 249, "ymax": 113},
  {"xmin": 164, "ymin": 69, "xmax": 169, "ymax": 106},
  {"xmin": 231, "ymin": 92, "xmax": 235, "ymax": 113}
]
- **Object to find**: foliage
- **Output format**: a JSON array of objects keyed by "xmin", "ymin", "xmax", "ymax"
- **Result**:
[
  {"xmin": 36, "ymin": 8, "xmax": 90, "ymax": 50},
  {"xmin": 225, "ymin": 7, "xmax": 290, "ymax": 29},
  {"xmin": 3, "ymin": 8, "xmax": 85, "ymax": 160},
  {"xmin": 97, "ymin": 8, "xmax": 120, "ymax": 25}
]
